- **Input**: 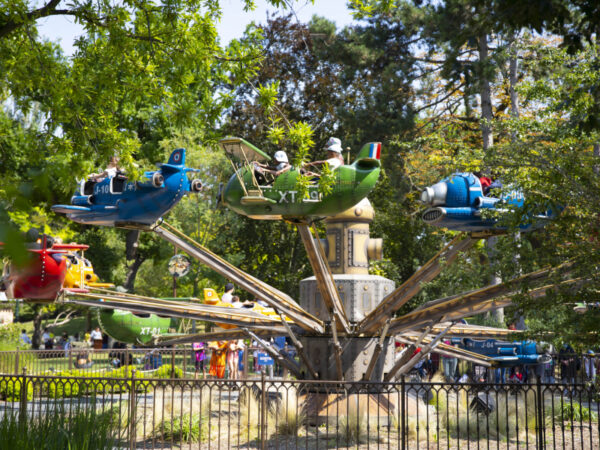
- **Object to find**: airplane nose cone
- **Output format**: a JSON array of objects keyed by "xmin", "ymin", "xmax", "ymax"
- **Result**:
[{"xmin": 421, "ymin": 182, "xmax": 447, "ymax": 206}]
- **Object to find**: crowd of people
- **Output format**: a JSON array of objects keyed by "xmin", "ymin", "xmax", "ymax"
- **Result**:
[{"xmin": 404, "ymin": 342, "xmax": 600, "ymax": 387}]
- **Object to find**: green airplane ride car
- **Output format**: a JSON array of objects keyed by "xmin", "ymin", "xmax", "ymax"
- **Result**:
[
  {"xmin": 219, "ymin": 137, "xmax": 382, "ymax": 221},
  {"xmin": 98, "ymin": 309, "xmax": 179, "ymax": 345}
]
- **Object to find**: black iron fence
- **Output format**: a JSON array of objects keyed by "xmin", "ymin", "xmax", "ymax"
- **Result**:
[{"xmin": 0, "ymin": 371, "xmax": 598, "ymax": 449}]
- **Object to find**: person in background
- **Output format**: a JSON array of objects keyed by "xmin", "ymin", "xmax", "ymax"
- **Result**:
[
  {"xmin": 442, "ymin": 340, "xmax": 458, "ymax": 382},
  {"xmin": 209, "ymin": 341, "xmax": 228, "ymax": 379},
  {"xmin": 89, "ymin": 155, "xmax": 122, "ymax": 182},
  {"xmin": 90, "ymin": 326, "xmax": 103, "ymax": 350},
  {"xmin": 252, "ymin": 340, "xmax": 260, "ymax": 372},
  {"xmin": 231, "ymin": 340, "xmax": 244, "ymax": 379},
  {"xmin": 193, "ymin": 342, "xmax": 207, "ymax": 379},
  {"xmin": 303, "ymin": 137, "xmax": 345, "ymax": 173},
  {"xmin": 42, "ymin": 327, "xmax": 53, "ymax": 350},
  {"xmin": 19, "ymin": 329, "xmax": 31, "ymax": 346},
  {"xmin": 221, "ymin": 283, "xmax": 234, "ymax": 303},
  {"xmin": 75, "ymin": 350, "xmax": 94, "ymax": 369},
  {"xmin": 509, "ymin": 366, "xmax": 524, "ymax": 383},
  {"xmin": 584, "ymin": 350, "xmax": 597, "ymax": 381},
  {"xmin": 253, "ymin": 150, "xmax": 291, "ymax": 184},
  {"xmin": 231, "ymin": 296, "xmax": 243, "ymax": 308}
]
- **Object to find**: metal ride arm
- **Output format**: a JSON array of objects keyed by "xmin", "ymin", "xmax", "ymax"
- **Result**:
[
  {"xmin": 279, "ymin": 313, "xmax": 319, "ymax": 379},
  {"xmin": 330, "ymin": 316, "xmax": 344, "ymax": 380},
  {"xmin": 362, "ymin": 319, "xmax": 390, "ymax": 381},
  {"xmin": 383, "ymin": 326, "xmax": 431, "ymax": 382},
  {"xmin": 65, "ymin": 292, "xmax": 281, "ymax": 328},
  {"xmin": 243, "ymin": 328, "xmax": 303, "ymax": 379},
  {"xmin": 158, "ymin": 326, "xmax": 288, "ymax": 346},
  {"xmin": 388, "ymin": 322, "xmax": 454, "ymax": 381},
  {"xmin": 153, "ymin": 222, "xmax": 324, "ymax": 334},
  {"xmin": 396, "ymin": 334, "xmax": 494, "ymax": 367},
  {"xmin": 358, "ymin": 235, "xmax": 477, "ymax": 334},
  {"xmin": 297, "ymin": 224, "xmax": 350, "ymax": 333},
  {"xmin": 388, "ymin": 277, "xmax": 583, "ymax": 336}
]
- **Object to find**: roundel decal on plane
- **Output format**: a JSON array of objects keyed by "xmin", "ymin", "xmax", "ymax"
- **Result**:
[{"xmin": 173, "ymin": 152, "xmax": 181, "ymax": 162}]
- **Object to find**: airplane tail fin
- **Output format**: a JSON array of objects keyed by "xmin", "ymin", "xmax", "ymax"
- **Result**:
[
  {"xmin": 157, "ymin": 148, "xmax": 187, "ymax": 173},
  {"xmin": 353, "ymin": 142, "xmax": 382, "ymax": 169},
  {"xmin": 167, "ymin": 148, "xmax": 186, "ymax": 166}
]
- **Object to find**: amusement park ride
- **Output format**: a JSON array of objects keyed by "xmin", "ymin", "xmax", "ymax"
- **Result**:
[
  {"xmin": 421, "ymin": 172, "xmax": 558, "ymax": 233},
  {"xmin": 2, "ymin": 136, "xmax": 576, "ymax": 382}
]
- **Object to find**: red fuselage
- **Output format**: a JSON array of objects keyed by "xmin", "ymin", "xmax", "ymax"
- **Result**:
[{"xmin": 9, "ymin": 248, "xmax": 67, "ymax": 301}]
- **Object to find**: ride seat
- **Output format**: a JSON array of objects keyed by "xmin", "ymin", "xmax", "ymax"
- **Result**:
[
  {"xmin": 83, "ymin": 180, "xmax": 96, "ymax": 195},
  {"xmin": 112, "ymin": 174, "xmax": 128, "ymax": 193}
]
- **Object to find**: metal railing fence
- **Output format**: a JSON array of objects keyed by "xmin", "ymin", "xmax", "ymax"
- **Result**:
[{"xmin": 0, "ymin": 372, "xmax": 598, "ymax": 449}]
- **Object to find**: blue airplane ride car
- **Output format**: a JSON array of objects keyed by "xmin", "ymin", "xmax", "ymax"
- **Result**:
[
  {"xmin": 452, "ymin": 338, "xmax": 551, "ymax": 367},
  {"xmin": 52, "ymin": 148, "xmax": 202, "ymax": 228},
  {"xmin": 420, "ymin": 172, "xmax": 556, "ymax": 233}
]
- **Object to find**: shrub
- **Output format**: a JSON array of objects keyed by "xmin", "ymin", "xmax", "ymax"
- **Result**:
[
  {"xmin": 0, "ymin": 376, "xmax": 33, "ymax": 401},
  {"xmin": 552, "ymin": 401, "xmax": 598, "ymax": 422},
  {"xmin": 47, "ymin": 378, "xmax": 81, "ymax": 399},
  {"xmin": 156, "ymin": 413, "xmax": 207, "ymax": 442},
  {"xmin": 153, "ymin": 364, "xmax": 183, "ymax": 379}
]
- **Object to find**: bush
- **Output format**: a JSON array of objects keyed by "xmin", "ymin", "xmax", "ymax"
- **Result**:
[
  {"xmin": 552, "ymin": 401, "xmax": 598, "ymax": 422},
  {"xmin": 153, "ymin": 364, "xmax": 183, "ymax": 379},
  {"xmin": 47, "ymin": 378, "xmax": 81, "ymax": 399},
  {"xmin": 0, "ymin": 376, "xmax": 33, "ymax": 401},
  {"xmin": 155, "ymin": 413, "xmax": 207, "ymax": 442}
]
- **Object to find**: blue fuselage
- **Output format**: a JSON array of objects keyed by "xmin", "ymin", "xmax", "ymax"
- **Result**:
[
  {"xmin": 452, "ymin": 338, "xmax": 549, "ymax": 367},
  {"xmin": 52, "ymin": 148, "xmax": 199, "ymax": 228},
  {"xmin": 421, "ymin": 173, "xmax": 555, "ymax": 232}
]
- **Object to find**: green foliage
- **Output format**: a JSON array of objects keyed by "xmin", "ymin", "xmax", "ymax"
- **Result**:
[
  {"xmin": 552, "ymin": 401, "xmax": 598, "ymax": 423},
  {"xmin": 155, "ymin": 412, "xmax": 207, "ymax": 442},
  {"xmin": 0, "ymin": 405, "xmax": 117, "ymax": 450},
  {"xmin": 152, "ymin": 364, "xmax": 183, "ymax": 379},
  {"xmin": 0, "ymin": 376, "xmax": 33, "ymax": 401}
]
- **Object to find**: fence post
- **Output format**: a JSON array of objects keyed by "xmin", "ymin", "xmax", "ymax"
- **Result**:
[
  {"xmin": 536, "ymin": 376, "xmax": 545, "ymax": 448},
  {"xmin": 260, "ymin": 371, "xmax": 267, "ymax": 450},
  {"xmin": 171, "ymin": 347, "xmax": 175, "ymax": 376},
  {"xmin": 68, "ymin": 349, "xmax": 73, "ymax": 370},
  {"xmin": 183, "ymin": 348, "xmax": 187, "ymax": 376},
  {"xmin": 129, "ymin": 369, "xmax": 137, "ymax": 450},
  {"xmin": 400, "ymin": 375, "xmax": 406, "ymax": 450},
  {"xmin": 19, "ymin": 367, "xmax": 28, "ymax": 423},
  {"xmin": 14, "ymin": 348, "xmax": 19, "ymax": 374}
]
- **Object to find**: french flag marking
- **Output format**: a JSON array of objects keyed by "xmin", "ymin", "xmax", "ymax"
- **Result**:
[{"xmin": 369, "ymin": 143, "xmax": 381, "ymax": 160}]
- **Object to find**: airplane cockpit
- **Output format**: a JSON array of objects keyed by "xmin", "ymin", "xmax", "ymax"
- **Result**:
[{"xmin": 81, "ymin": 171, "xmax": 128, "ymax": 196}]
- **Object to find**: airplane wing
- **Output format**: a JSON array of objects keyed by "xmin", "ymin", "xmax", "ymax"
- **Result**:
[
  {"xmin": 64, "ymin": 292, "xmax": 282, "ymax": 328},
  {"xmin": 51, "ymin": 205, "xmax": 92, "ymax": 214},
  {"xmin": 52, "ymin": 244, "xmax": 90, "ymax": 251},
  {"xmin": 157, "ymin": 326, "xmax": 288, "ymax": 345},
  {"xmin": 433, "ymin": 322, "xmax": 521, "ymax": 339},
  {"xmin": 219, "ymin": 137, "xmax": 271, "ymax": 163}
]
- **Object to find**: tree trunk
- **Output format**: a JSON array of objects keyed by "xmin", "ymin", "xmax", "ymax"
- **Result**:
[
  {"xmin": 594, "ymin": 143, "xmax": 599, "ymax": 175},
  {"xmin": 508, "ymin": 38, "xmax": 520, "ymax": 120},
  {"xmin": 478, "ymin": 33, "xmax": 494, "ymax": 152},
  {"xmin": 479, "ymin": 33, "xmax": 503, "ymax": 323},
  {"xmin": 31, "ymin": 305, "xmax": 44, "ymax": 349},
  {"xmin": 123, "ymin": 254, "xmax": 145, "ymax": 292}
]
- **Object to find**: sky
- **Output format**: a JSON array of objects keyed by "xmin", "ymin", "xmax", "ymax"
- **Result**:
[{"xmin": 37, "ymin": 0, "xmax": 355, "ymax": 57}]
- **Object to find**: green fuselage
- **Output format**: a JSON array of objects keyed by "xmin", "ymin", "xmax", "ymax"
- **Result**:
[
  {"xmin": 223, "ymin": 161, "xmax": 380, "ymax": 221},
  {"xmin": 98, "ymin": 309, "xmax": 178, "ymax": 345}
]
